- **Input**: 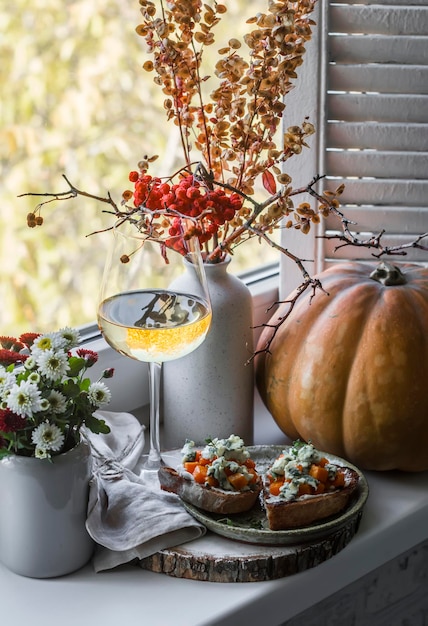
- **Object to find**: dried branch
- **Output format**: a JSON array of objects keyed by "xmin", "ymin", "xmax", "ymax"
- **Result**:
[
  {"xmin": 321, "ymin": 229, "xmax": 428, "ymax": 258},
  {"xmin": 19, "ymin": 174, "xmax": 122, "ymax": 228},
  {"xmin": 250, "ymin": 276, "xmax": 326, "ymax": 363}
]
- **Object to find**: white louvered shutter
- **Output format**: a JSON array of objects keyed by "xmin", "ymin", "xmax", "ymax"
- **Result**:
[
  {"xmin": 280, "ymin": 0, "xmax": 428, "ymax": 296},
  {"xmin": 321, "ymin": 0, "xmax": 428, "ymax": 267}
]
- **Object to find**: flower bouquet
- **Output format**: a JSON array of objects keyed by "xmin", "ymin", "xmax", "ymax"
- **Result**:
[
  {"xmin": 0, "ymin": 327, "xmax": 113, "ymax": 460},
  {"xmin": 25, "ymin": 0, "xmax": 330, "ymax": 273}
]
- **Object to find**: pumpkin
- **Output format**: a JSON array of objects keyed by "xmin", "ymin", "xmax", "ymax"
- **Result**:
[{"xmin": 256, "ymin": 261, "xmax": 428, "ymax": 471}]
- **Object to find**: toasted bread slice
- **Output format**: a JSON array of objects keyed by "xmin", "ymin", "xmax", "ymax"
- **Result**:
[
  {"xmin": 158, "ymin": 465, "xmax": 262, "ymax": 514},
  {"xmin": 159, "ymin": 435, "xmax": 262, "ymax": 514},
  {"xmin": 263, "ymin": 465, "xmax": 360, "ymax": 530}
]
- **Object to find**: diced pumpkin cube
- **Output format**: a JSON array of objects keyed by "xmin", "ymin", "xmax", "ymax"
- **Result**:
[
  {"xmin": 193, "ymin": 464, "xmax": 208, "ymax": 484},
  {"xmin": 244, "ymin": 458, "xmax": 256, "ymax": 470},
  {"xmin": 206, "ymin": 475, "xmax": 219, "ymax": 487},
  {"xmin": 298, "ymin": 482, "xmax": 312, "ymax": 496},
  {"xmin": 314, "ymin": 482, "xmax": 326, "ymax": 495},
  {"xmin": 183, "ymin": 461, "xmax": 198, "ymax": 474},
  {"xmin": 247, "ymin": 467, "xmax": 258, "ymax": 483},
  {"xmin": 332, "ymin": 470, "xmax": 345, "ymax": 487},
  {"xmin": 227, "ymin": 472, "xmax": 248, "ymax": 491},
  {"xmin": 309, "ymin": 464, "xmax": 329, "ymax": 484},
  {"xmin": 269, "ymin": 480, "xmax": 284, "ymax": 496}
]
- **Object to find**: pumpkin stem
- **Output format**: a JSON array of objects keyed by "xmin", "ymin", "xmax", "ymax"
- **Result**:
[{"xmin": 369, "ymin": 261, "xmax": 406, "ymax": 286}]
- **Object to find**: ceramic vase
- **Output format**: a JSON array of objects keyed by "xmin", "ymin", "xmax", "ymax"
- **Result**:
[
  {"xmin": 162, "ymin": 257, "xmax": 254, "ymax": 448},
  {"xmin": 0, "ymin": 441, "xmax": 93, "ymax": 578}
]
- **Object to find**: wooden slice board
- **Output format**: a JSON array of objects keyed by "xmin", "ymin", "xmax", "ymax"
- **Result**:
[{"xmin": 140, "ymin": 511, "xmax": 363, "ymax": 583}]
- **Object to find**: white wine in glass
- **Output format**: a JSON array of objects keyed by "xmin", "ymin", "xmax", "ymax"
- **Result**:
[{"xmin": 97, "ymin": 220, "xmax": 212, "ymax": 471}]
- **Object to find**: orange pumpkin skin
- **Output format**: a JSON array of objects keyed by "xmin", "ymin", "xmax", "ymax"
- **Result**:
[{"xmin": 256, "ymin": 261, "xmax": 428, "ymax": 471}]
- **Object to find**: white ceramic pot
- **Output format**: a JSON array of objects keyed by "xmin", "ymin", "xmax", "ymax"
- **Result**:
[
  {"xmin": 162, "ymin": 257, "xmax": 254, "ymax": 448},
  {"xmin": 0, "ymin": 442, "xmax": 93, "ymax": 578}
]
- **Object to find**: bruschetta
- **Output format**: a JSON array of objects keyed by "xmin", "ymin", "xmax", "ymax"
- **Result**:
[
  {"xmin": 158, "ymin": 435, "xmax": 262, "ymax": 514},
  {"xmin": 263, "ymin": 441, "xmax": 360, "ymax": 530}
]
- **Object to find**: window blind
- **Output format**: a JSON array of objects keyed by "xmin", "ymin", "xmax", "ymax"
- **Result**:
[{"xmin": 320, "ymin": 0, "xmax": 428, "ymax": 267}]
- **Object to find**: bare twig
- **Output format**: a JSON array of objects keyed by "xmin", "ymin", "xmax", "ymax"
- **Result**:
[
  {"xmin": 19, "ymin": 174, "xmax": 121, "ymax": 222},
  {"xmin": 320, "ymin": 228, "xmax": 428, "ymax": 259},
  {"xmin": 249, "ymin": 276, "xmax": 326, "ymax": 363}
]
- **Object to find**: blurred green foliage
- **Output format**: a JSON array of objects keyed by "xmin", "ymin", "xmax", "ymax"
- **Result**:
[{"xmin": 1, "ymin": 0, "xmax": 278, "ymax": 336}]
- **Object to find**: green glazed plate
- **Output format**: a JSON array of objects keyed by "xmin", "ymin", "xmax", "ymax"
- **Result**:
[{"xmin": 165, "ymin": 445, "xmax": 369, "ymax": 547}]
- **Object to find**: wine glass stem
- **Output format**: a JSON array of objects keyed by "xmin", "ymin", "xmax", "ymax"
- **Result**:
[{"xmin": 147, "ymin": 360, "xmax": 162, "ymax": 469}]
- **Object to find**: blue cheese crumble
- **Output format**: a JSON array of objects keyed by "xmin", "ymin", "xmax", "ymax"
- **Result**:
[
  {"xmin": 267, "ymin": 441, "xmax": 339, "ymax": 502},
  {"xmin": 180, "ymin": 435, "xmax": 254, "ymax": 491}
]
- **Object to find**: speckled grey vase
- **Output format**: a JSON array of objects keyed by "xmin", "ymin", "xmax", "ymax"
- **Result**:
[
  {"xmin": 162, "ymin": 257, "xmax": 254, "ymax": 449},
  {"xmin": 0, "ymin": 442, "xmax": 93, "ymax": 578}
]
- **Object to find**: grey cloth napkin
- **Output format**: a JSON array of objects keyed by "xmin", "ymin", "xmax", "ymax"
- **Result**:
[{"xmin": 83, "ymin": 410, "xmax": 206, "ymax": 573}]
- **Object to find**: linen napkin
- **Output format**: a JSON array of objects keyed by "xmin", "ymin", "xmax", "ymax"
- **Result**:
[{"xmin": 83, "ymin": 410, "xmax": 206, "ymax": 573}]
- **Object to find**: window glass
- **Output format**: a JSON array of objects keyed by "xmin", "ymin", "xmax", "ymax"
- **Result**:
[{"xmin": 1, "ymin": 0, "xmax": 279, "ymax": 336}]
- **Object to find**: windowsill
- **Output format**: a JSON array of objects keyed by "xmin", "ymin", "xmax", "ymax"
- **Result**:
[{"xmin": 1, "ymin": 391, "xmax": 428, "ymax": 625}]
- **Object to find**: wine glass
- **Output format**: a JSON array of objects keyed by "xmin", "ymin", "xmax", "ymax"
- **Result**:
[{"xmin": 97, "ymin": 219, "xmax": 212, "ymax": 471}]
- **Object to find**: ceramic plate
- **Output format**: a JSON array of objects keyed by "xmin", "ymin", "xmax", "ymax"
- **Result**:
[{"xmin": 165, "ymin": 445, "xmax": 369, "ymax": 547}]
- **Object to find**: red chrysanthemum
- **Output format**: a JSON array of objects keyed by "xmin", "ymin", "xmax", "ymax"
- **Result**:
[
  {"xmin": 0, "ymin": 336, "xmax": 24, "ymax": 351},
  {"xmin": 0, "ymin": 349, "xmax": 28, "ymax": 367},
  {"xmin": 19, "ymin": 332, "xmax": 41, "ymax": 348},
  {"xmin": 76, "ymin": 348, "xmax": 99, "ymax": 366},
  {"xmin": 0, "ymin": 409, "xmax": 27, "ymax": 433}
]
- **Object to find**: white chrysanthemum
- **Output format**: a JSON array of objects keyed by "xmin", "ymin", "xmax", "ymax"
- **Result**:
[
  {"xmin": 28, "ymin": 371, "xmax": 41, "ymax": 384},
  {"xmin": 40, "ymin": 398, "xmax": 50, "ymax": 411},
  {"xmin": 88, "ymin": 382, "xmax": 112, "ymax": 406},
  {"xmin": 48, "ymin": 390, "xmax": 67, "ymax": 414},
  {"xmin": 35, "ymin": 446, "xmax": 50, "ymax": 459},
  {"xmin": 30, "ymin": 332, "xmax": 67, "ymax": 358},
  {"xmin": 0, "ymin": 367, "xmax": 17, "ymax": 397},
  {"xmin": 35, "ymin": 349, "xmax": 69, "ymax": 382},
  {"xmin": 6, "ymin": 382, "xmax": 41, "ymax": 417},
  {"xmin": 24, "ymin": 356, "xmax": 37, "ymax": 370},
  {"xmin": 58, "ymin": 327, "xmax": 81, "ymax": 350},
  {"xmin": 31, "ymin": 421, "xmax": 64, "ymax": 452},
  {"xmin": 6, "ymin": 380, "xmax": 44, "ymax": 418}
]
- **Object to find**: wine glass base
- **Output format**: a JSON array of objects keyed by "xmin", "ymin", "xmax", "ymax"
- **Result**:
[{"xmin": 138, "ymin": 453, "xmax": 162, "ymax": 473}]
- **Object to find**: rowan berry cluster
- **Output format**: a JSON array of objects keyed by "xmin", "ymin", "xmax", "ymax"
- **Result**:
[{"xmin": 127, "ymin": 171, "xmax": 243, "ymax": 250}]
